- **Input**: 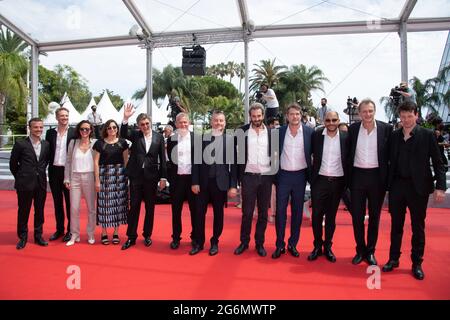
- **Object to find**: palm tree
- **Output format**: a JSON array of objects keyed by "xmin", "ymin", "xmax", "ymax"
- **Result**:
[
  {"xmin": 249, "ymin": 58, "xmax": 287, "ymax": 92},
  {"xmin": 236, "ymin": 62, "xmax": 245, "ymax": 93}
]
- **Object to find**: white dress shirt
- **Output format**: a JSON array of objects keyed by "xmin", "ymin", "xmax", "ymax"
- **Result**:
[
  {"xmin": 177, "ymin": 132, "xmax": 192, "ymax": 175},
  {"xmin": 354, "ymin": 121, "xmax": 378, "ymax": 168},
  {"xmin": 31, "ymin": 139, "xmax": 41, "ymax": 160},
  {"xmin": 319, "ymin": 129, "xmax": 344, "ymax": 177},
  {"xmin": 73, "ymin": 148, "xmax": 94, "ymax": 173},
  {"xmin": 245, "ymin": 126, "xmax": 271, "ymax": 174},
  {"xmin": 280, "ymin": 126, "xmax": 307, "ymax": 171},
  {"xmin": 53, "ymin": 127, "xmax": 68, "ymax": 166}
]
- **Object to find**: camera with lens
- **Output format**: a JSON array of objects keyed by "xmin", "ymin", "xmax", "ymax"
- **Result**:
[
  {"xmin": 254, "ymin": 91, "xmax": 266, "ymax": 105},
  {"xmin": 390, "ymin": 86, "xmax": 407, "ymax": 106}
]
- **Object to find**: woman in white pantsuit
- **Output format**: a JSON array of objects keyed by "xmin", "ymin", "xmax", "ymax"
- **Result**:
[{"xmin": 64, "ymin": 120, "xmax": 97, "ymax": 246}]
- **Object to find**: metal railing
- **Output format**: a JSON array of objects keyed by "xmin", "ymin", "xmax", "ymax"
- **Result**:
[{"xmin": 0, "ymin": 134, "xmax": 27, "ymax": 151}]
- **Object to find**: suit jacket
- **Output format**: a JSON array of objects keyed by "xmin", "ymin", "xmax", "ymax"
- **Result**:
[
  {"xmin": 45, "ymin": 126, "xmax": 76, "ymax": 169},
  {"xmin": 388, "ymin": 125, "xmax": 447, "ymax": 195},
  {"xmin": 348, "ymin": 120, "xmax": 392, "ymax": 189},
  {"xmin": 311, "ymin": 128, "xmax": 349, "ymax": 186},
  {"xmin": 120, "ymin": 123, "xmax": 167, "ymax": 181},
  {"xmin": 191, "ymin": 133, "xmax": 238, "ymax": 192},
  {"xmin": 166, "ymin": 131, "xmax": 194, "ymax": 180},
  {"xmin": 9, "ymin": 137, "xmax": 50, "ymax": 191},
  {"xmin": 277, "ymin": 123, "xmax": 314, "ymax": 182},
  {"xmin": 235, "ymin": 123, "xmax": 275, "ymax": 182}
]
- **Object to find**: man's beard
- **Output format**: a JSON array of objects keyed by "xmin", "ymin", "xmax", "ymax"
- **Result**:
[{"xmin": 252, "ymin": 120, "xmax": 262, "ymax": 127}]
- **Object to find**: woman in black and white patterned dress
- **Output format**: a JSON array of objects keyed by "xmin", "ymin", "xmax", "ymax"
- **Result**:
[{"xmin": 93, "ymin": 119, "xmax": 129, "ymax": 245}]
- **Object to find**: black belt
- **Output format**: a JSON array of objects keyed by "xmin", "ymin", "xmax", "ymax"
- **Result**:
[
  {"xmin": 244, "ymin": 172, "xmax": 262, "ymax": 176},
  {"xmin": 319, "ymin": 175, "xmax": 343, "ymax": 182}
]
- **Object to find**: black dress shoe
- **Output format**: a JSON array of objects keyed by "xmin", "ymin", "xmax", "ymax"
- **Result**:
[
  {"xmin": 16, "ymin": 238, "xmax": 27, "ymax": 250},
  {"xmin": 256, "ymin": 245, "xmax": 267, "ymax": 257},
  {"xmin": 352, "ymin": 253, "xmax": 364, "ymax": 265},
  {"xmin": 324, "ymin": 248, "xmax": 336, "ymax": 263},
  {"xmin": 189, "ymin": 246, "xmax": 203, "ymax": 255},
  {"xmin": 62, "ymin": 232, "xmax": 72, "ymax": 242},
  {"xmin": 234, "ymin": 243, "xmax": 249, "ymax": 255},
  {"xmin": 144, "ymin": 237, "xmax": 152, "ymax": 247},
  {"xmin": 209, "ymin": 244, "xmax": 219, "ymax": 256},
  {"xmin": 271, "ymin": 247, "xmax": 286, "ymax": 259},
  {"xmin": 170, "ymin": 240, "xmax": 180, "ymax": 249},
  {"xmin": 307, "ymin": 247, "xmax": 323, "ymax": 261},
  {"xmin": 382, "ymin": 260, "xmax": 399, "ymax": 272},
  {"xmin": 35, "ymin": 238, "xmax": 48, "ymax": 247},
  {"xmin": 412, "ymin": 264, "xmax": 425, "ymax": 280},
  {"xmin": 49, "ymin": 232, "xmax": 63, "ymax": 241},
  {"xmin": 121, "ymin": 239, "xmax": 136, "ymax": 250},
  {"xmin": 287, "ymin": 245, "xmax": 300, "ymax": 257},
  {"xmin": 366, "ymin": 254, "xmax": 378, "ymax": 266}
]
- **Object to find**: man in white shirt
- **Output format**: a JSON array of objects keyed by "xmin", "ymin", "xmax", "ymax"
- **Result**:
[
  {"xmin": 308, "ymin": 111, "xmax": 348, "ymax": 263},
  {"xmin": 259, "ymin": 83, "xmax": 279, "ymax": 124},
  {"xmin": 348, "ymin": 99, "xmax": 392, "ymax": 266},
  {"xmin": 87, "ymin": 105, "xmax": 102, "ymax": 138},
  {"xmin": 166, "ymin": 113, "xmax": 196, "ymax": 250},
  {"xmin": 234, "ymin": 103, "xmax": 274, "ymax": 257},
  {"xmin": 272, "ymin": 103, "xmax": 314, "ymax": 259}
]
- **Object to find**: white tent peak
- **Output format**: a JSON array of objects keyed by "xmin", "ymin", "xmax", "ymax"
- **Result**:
[
  {"xmin": 81, "ymin": 96, "xmax": 97, "ymax": 120},
  {"xmin": 96, "ymin": 90, "xmax": 120, "ymax": 123}
]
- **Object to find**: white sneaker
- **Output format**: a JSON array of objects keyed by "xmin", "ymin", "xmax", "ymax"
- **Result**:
[
  {"xmin": 66, "ymin": 236, "xmax": 80, "ymax": 246},
  {"xmin": 88, "ymin": 237, "xmax": 95, "ymax": 245}
]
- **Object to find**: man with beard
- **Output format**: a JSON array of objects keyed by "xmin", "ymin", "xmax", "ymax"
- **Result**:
[{"xmin": 234, "ymin": 103, "xmax": 275, "ymax": 257}]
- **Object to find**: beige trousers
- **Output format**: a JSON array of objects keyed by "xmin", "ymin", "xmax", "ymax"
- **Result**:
[{"xmin": 69, "ymin": 172, "xmax": 96, "ymax": 238}]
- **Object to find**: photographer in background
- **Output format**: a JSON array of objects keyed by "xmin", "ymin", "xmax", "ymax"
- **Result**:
[
  {"xmin": 390, "ymin": 81, "xmax": 417, "ymax": 108},
  {"xmin": 167, "ymin": 96, "xmax": 187, "ymax": 128},
  {"xmin": 258, "ymin": 83, "xmax": 279, "ymax": 123}
]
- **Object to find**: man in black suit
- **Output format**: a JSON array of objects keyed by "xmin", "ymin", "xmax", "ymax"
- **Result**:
[
  {"xmin": 382, "ymin": 101, "xmax": 446, "ymax": 280},
  {"xmin": 234, "ymin": 103, "xmax": 276, "ymax": 257},
  {"xmin": 166, "ymin": 113, "xmax": 196, "ymax": 250},
  {"xmin": 120, "ymin": 103, "xmax": 167, "ymax": 250},
  {"xmin": 10, "ymin": 118, "xmax": 50, "ymax": 249},
  {"xmin": 308, "ymin": 111, "xmax": 348, "ymax": 262},
  {"xmin": 45, "ymin": 107, "xmax": 76, "ymax": 242},
  {"xmin": 348, "ymin": 99, "xmax": 392, "ymax": 266},
  {"xmin": 272, "ymin": 103, "xmax": 314, "ymax": 259},
  {"xmin": 190, "ymin": 110, "xmax": 238, "ymax": 256}
]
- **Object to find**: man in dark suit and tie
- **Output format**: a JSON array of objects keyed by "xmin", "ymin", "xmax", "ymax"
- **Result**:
[
  {"xmin": 382, "ymin": 101, "xmax": 446, "ymax": 280},
  {"xmin": 272, "ymin": 103, "xmax": 314, "ymax": 259},
  {"xmin": 120, "ymin": 103, "xmax": 167, "ymax": 250},
  {"xmin": 10, "ymin": 118, "xmax": 50, "ymax": 249},
  {"xmin": 348, "ymin": 99, "xmax": 392, "ymax": 266},
  {"xmin": 166, "ymin": 112, "xmax": 196, "ymax": 250},
  {"xmin": 45, "ymin": 107, "xmax": 76, "ymax": 242},
  {"xmin": 234, "ymin": 103, "xmax": 276, "ymax": 257},
  {"xmin": 190, "ymin": 110, "xmax": 238, "ymax": 256},
  {"xmin": 308, "ymin": 111, "xmax": 348, "ymax": 262}
]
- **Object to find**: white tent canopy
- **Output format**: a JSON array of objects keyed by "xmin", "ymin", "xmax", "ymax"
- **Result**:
[
  {"xmin": 80, "ymin": 96, "xmax": 97, "ymax": 120},
  {"xmin": 95, "ymin": 90, "xmax": 121, "ymax": 123},
  {"xmin": 43, "ymin": 93, "xmax": 82, "ymax": 125}
]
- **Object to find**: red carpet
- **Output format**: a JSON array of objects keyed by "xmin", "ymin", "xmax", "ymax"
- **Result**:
[{"xmin": 0, "ymin": 190, "xmax": 449, "ymax": 300}]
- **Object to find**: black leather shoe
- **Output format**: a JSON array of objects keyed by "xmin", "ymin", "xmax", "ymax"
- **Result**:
[
  {"xmin": 412, "ymin": 264, "xmax": 425, "ymax": 280},
  {"xmin": 62, "ymin": 232, "xmax": 72, "ymax": 242},
  {"xmin": 170, "ymin": 240, "xmax": 180, "ymax": 249},
  {"xmin": 382, "ymin": 260, "xmax": 399, "ymax": 272},
  {"xmin": 366, "ymin": 253, "xmax": 378, "ymax": 266},
  {"xmin": 287, "ymin": 245, "xmax": 300, "ymax": 258},
  {"xmin": 121, "ymin": 239, "xmax": 136, "ymax": 250},
  {"xmin": 16, "ymin": 238, "xmax": 27, "ymax": 250},
  {"xmin": 256, "ymin": 245, "xmax": 267, "ymax": 257},
  {"xmin": 234, "ymin": 243, "xmax": 249, "ymax": 255},
  {"xmin": 189, "ymin": 246, "xmax": 203, "ymax": 255},
  {"xmin": 324, "ymin": 248, "xmax": 336, "ymax": 263},
  {"xmin": 49, "ymin": 232, "xmax": 63, "ymax": 241},
  {"xmin": 307, "ymin": 247, "xmax": 323, "ymax": 261},
  {"xmin": 271, "ymin": 247, "xmax": 286, "ymax": 259},
  {"xmin": 144, "ymin": 237, "xmax": 152, "ymax": 247},
  {"xmin": 209, "ymin": 244, "xmax": 219, "ymax": 256},
  {"xmin": 352, "ymin": 253, "xmax": 364, "ymax": 265},
  {"xmin": 35, "ymin": 237, "xmax": 48, "ymax": 247}
]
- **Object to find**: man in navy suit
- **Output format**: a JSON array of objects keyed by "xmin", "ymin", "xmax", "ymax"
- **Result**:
[
  {"xmin": 10, "ymin": 118, "xmax": 50, "ymax": 249},
  {"xmin": 348, "ymin": 99, "xmax": 392, "ymax": 266},
  {"xmin": 272, "ymin": 103, "xmax": 314, "ymax": 259}
]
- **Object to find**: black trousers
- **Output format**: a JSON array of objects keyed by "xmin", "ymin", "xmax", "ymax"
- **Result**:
[
  {"xmin": 311, "ymin": 176, "xmax": 345, "ymax": 249},
  {"xmin": 240, "ymin": 174, "xmax": 272, "ymax": 246},
  {"xmin": 48, "ymin": 165, "xmax": 70, "ymax": 233},
  {"xmin": 341, "ymin": 188, "xmax": 351, "ymax": 213},
  {"xmin": 17, "ymin": 185, "xmax": 47, "ymax": 240},
  {"xmin": 126, "ymin": 175, "xmax": 158, "ymax": 240},
  {"xmin": 388, "ymin": 178, "xmax": 429, "ymax": 265},
  {"xmin": 170, "ymin": 174, "xmax": 196, "ymax": 242},
  {"xmin": 350, "ymin": 168, "xmax": 386, "ymax": 255},
  {"xmin": 194, "ymin": 178, "xmax": 227, "ymax": 247},
  {"xmin": 265, "ymin": 107, "xmax": 279, "ymax": 123}
]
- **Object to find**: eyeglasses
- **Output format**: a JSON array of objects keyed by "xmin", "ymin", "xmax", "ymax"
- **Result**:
[
  {"xmin": 80, "ymin": 127, "xmax": 91, "ymax": 132},
  {"xmin": 325, "ymin": 119, "xmax": 339, "ymax": 123},
  {"xmin": 107, "ymin": 126, "xmax": 117, "ymax": 130},
  {"xmin": 139, "ymin": 122, "xmax": 150, "ymax": 127}
]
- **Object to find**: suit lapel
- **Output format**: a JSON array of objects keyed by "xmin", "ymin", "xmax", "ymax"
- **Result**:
[
  {"xmin": 26, "ymin": 137, "xmax": 38, "ymax": 162},
  {"xmin": 149, "ymin": 131, "xmax": 158, "ymax": 155},
  {"xmin": 339, "ymin": 130, "xmax": 346, "ymax": 167},
  {"xmin": 376, "ymin": 121, "xmax": 383, "ymax": 162}
]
